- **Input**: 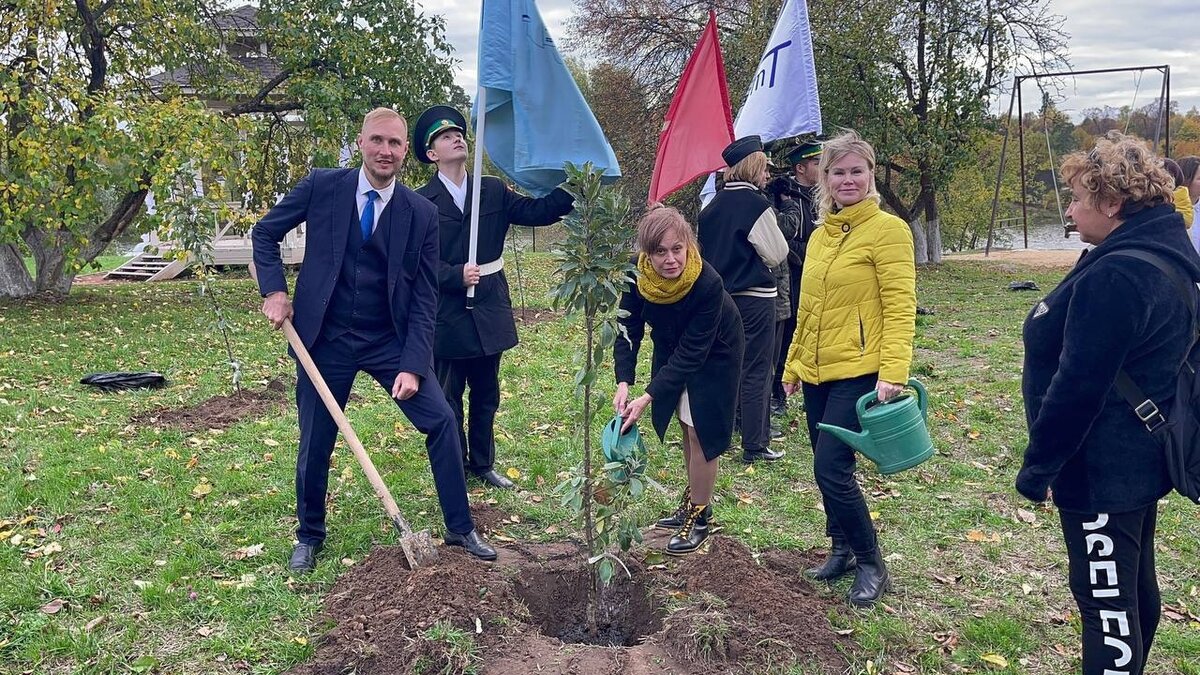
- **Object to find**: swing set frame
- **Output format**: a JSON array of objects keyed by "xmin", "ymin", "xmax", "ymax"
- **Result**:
[{"xmin": 985, "ymin": 65, "xmax": 1172, "ymax": 254}]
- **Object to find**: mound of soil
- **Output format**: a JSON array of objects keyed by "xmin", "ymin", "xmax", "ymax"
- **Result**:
[
  {"xmin": 512, "ymin": 307, "xmax": 563, "ymax": 326},
  {"xmin": 287, "ymin": 534, "xmax": 850, "ymax": 675},
  {"xmin": 133, "ymin": 378, "xmax": 289, "ymax": 432}
]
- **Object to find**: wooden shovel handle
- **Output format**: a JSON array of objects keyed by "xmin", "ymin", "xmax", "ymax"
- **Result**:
[{"xmin": 249, "ymin": 264, "xmax": 415, "ymax": 535}]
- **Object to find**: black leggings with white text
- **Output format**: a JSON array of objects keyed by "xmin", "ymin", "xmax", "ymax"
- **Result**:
[{"xmin": 1059, "ymin": 504, "xmax": 1160, "ymax": 675}]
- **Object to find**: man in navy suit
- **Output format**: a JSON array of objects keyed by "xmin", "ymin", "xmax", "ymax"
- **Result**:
[{"xmin": 251, "ymin": 107, "xmax": 496, "ymax": 573}]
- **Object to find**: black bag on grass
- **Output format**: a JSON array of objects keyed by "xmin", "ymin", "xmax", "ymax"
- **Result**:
[
  {"xmin": 1108, "ymin": 250, "xmax": 1200, "ymax": 504},
  {"xmin": 80, "ymin": 372, "xmax": 168, "ymax": 392}
]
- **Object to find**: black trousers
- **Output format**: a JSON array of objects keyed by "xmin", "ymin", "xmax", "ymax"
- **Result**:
[
  {"xmin": 1059, "ymin": 505, "xmax": 1161, "ymax": 675},
  {"xmin": 775, "ymin": 271, "xmax": 801, "ymax": 386},
  {"xmin": 801, "ymin": 373, "xmax": 878, "ymax": 555},
  {"xmin": 294, "ymin": 332, "xmax": 474, "ymax": 545},
  {"xmin": 435, "ymin": 353, "xmax": 503, "ymax": 475},
  {"xmin": 734, "ymin": 295, "xmax": 775, "ymax": 452},
  {"xmin": 772, "ymin": 318, "xmax": 789, "ymax": 400}
]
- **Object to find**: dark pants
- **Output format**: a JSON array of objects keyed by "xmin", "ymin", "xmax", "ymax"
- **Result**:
[
  {"xmin": 435, "ymin": 353, "xmax": 502, "ymax": 475},
  {"xmin": 772, "ymin": 319, "xmax": 789, "ymax": 401},
  {"xmin": 734, "ymin": 295, "xmax": 775, "ymax": 452},
  {"xmin": 802, "ymin": 373, "xmax": 878, "ymax": 555},
  {"xmin": 775, "ymin": 271, "xmax": 801, "ymax": 386},
  {"xmin": 1059, "ymin": 505, "xmax": 1161, "ymax": 675},
  {"xmin": 294, "ymin": 332, "xmax": 474, "ymax": 545}
]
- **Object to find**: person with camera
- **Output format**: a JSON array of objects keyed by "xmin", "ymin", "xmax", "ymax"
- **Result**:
[{"xmin": 767, "ymin": 142, "xmax": 822, "ymax": 416}]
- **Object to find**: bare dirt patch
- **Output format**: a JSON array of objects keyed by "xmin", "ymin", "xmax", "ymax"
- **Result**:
[
  {"xmin": 132, "ymin": 378, "xmax": 290, "ymax": 432},
  {"xmin": 513, "ymin": 307, "xmax": 563, "ymax": 326},
  {"xmin": 945, "ymin": 249, "xmax": 1080, "ymax": 270},
  {"xmin": 286, "ymin": 535, "xmax": 851, "ymax": 675}
]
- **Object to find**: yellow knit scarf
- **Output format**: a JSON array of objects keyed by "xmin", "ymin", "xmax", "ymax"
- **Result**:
[{"xmin": 637, "ymin": 247, "xmax": 702, "ymax": 304}]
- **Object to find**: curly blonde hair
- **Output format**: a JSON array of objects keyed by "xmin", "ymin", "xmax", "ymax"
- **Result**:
[
  {"xmin": 815, "ymin": 129, "xmax": 881, "ymax": 222},
  {"xmin": 1060, "ymin": 132, "xmax": 1173, "ymax": 215}
]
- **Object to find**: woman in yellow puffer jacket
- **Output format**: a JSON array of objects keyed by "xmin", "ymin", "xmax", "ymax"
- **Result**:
[{"xmin": 782, "ymin": 130, "xmax": 916, "ymax": 608}]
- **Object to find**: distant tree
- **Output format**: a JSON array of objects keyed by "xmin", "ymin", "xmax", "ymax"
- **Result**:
[
  {"xmin": 0, "ymin": 0, "xmax": 462, "ymax": 299},
  {"xmin": 811, "ymin": 0, "xmax": 1069, "ymax": 263}
]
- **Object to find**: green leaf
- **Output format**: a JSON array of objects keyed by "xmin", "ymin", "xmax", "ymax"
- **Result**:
[{"xmin": 128, "ymin": 655, "xmax": 159, "ymax": 673}]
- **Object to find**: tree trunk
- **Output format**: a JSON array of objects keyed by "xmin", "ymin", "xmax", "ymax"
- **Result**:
[
  {"xmin": 31, "ymin": 241, "xmax": 76, "ymax": 295},
  {"xmin": 924, "ymin": 197, "xmax": 943, "ymax": 264},
  {"xmin": 909, "ymin": 217, "xmax": 929, "ymax": 265},
  {"xmin": 0, "ymin": 244, "xmax": 35, "ymax": 299},
  {"xmin": 582, "ymin": 312, "xmax": 599, "ymax": 639}
]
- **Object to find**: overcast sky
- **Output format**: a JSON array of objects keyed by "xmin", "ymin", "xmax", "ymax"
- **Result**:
[{"xmin": 421, "ymin": 0, "xmax": 1200, "ymax": 119}]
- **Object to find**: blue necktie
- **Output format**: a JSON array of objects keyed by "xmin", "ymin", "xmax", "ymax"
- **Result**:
[{"xmin": 360, "ymin": 189, "xmax": 379, "ymax": 241}]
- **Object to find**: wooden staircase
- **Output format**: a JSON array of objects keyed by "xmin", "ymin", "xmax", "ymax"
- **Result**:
[{"xmin": 105, "ymin": 253, "xmax": 190, "ymax": 282}]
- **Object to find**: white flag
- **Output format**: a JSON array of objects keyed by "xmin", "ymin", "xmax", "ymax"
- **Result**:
[
  {"xmin": 734, "ymin": 0, "xmax": 821, "ymax": 139},
  {"xmin": 701, "ymin": 0, "xmax": 821, "ymax": 208}
]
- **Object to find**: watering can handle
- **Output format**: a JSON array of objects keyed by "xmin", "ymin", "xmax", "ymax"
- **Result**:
[
  {"xmin": 908, "ymin": 378, "xmax": 928, "ymax": 419},
  {"xmin": 855, "ymin": 378, "xmax": 929, "ymax": 419}
]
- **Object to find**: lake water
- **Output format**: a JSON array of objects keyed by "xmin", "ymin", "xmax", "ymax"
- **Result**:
[{"xmin": 977, "ymin": 220, "xmax": 1087, "ymax": 252}]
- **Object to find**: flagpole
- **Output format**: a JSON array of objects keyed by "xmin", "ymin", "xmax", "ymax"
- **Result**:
[{"xmin": 466, "ymin": 85, "xmax": 487, "ymax": 310}]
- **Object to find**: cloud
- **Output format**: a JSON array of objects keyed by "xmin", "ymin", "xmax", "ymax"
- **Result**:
[
  {"xmin": 1046, "ymin": 0, "xmax": 1200, "ymax": 117},
  {"xmin": 425, "ymin": 0, "xmax": 1200, "ymax": 127}
]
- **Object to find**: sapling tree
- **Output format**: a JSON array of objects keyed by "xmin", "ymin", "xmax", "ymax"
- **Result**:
[{"xmin": 549, "ymin": 162, "xmax": 642, "ymax": 638}]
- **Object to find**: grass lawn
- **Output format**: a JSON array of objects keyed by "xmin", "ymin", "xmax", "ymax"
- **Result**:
[
  {"xmin": 1, "ymin": 254, "xmax": 1197, "ymax": 674},
  {"xmin": 22, "ymin": 255, "xmax": 133, "ymax": 277}
]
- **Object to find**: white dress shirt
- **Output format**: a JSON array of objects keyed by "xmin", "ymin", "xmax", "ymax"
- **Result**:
[
  {"xmin": 356, "ymin": 167, "xmax": 396, "ymax": 235},
  {"xmin": 437, "ymin": 171, "xmax": 468, "ymax": 213}
]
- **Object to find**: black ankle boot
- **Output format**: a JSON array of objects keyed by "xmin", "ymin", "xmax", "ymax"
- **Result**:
[
  {"xmin": 805, "ymin": 537, "xmax": 857, "ymax": 581},
  {"xmin": 666, "ymin": 503, "xmax": 711, "ymax": 556},
  {"xmin": 848, "ymin": 549, "xmax": 891, "ymax": 608},
  {"xmin": 654, "ymin": 486, "xmax": 691, "ymax": 530}
]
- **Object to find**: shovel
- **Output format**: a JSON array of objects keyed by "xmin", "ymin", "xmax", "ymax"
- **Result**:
[{"xmin": 249, "ymin": 263, "xmax": 438, "ymax": 569}]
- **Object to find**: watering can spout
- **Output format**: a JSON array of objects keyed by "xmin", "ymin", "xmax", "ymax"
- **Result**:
[
  {"xmin": 816, "ymin": 423, "xmax": 876, "ymax": 459},
  {"xmin": 816, "ymin": 379, "xmax": 935, "ymax": 475}
]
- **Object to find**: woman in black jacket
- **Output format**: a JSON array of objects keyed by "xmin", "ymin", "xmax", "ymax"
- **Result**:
[
  {"xmin": 614, "ymin": 207, "xmax": 744, "ymax": 555},
  {"xmin": 698, "ymin": 136, "xmax": 789, "ymax": 463},
  {"xmin": 1016, "ymin": 132, "xmax": 1200, "ymax": 675}
]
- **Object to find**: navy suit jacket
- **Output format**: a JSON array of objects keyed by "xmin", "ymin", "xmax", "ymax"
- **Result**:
[{"xmin": 251, "ymin": 168, "xmax": 441, "ymax": 378}]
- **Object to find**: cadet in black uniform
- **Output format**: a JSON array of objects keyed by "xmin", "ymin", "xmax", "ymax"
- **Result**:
[{"xmin": 413, "ymin": 105, "xmax": 574, "ymax": 489}]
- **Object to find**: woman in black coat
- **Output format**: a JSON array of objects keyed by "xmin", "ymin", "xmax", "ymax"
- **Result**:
[
  {"xmin": 1016, "ymin": 132, "xmax": 1200, "ymax": 675},
  {"xmin": 614, "ymin": 207, "xmax": 744, "ymax": 555}
]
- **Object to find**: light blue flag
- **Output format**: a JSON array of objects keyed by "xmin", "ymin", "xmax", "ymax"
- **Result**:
[{"xmin": 475, "ymin": 0, "xmax": 620, "ymax": 196}]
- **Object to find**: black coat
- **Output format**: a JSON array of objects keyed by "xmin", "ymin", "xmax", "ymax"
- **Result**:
[
  {"xmin": 614, "ymin": 261, "xmax": 745, "ymax": 460},
  {"xmin": 1016, "ymin": 204, "xmax": 1200, "ymax": 512},
  {"xmin": 416, "ymin": 175, "xmax": 573, "ymax": 359}
]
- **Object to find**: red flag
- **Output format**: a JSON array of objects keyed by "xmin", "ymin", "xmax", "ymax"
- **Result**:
[{"xmin": 648, "ymin": 11, "xmax": 734, "ymax": 204}]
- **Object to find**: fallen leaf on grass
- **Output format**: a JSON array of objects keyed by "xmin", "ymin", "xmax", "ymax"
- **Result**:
[
  {"xmin": 191, "ymin": 481, "xmax": 212, "ymax": 499},
  {"xmin": 132, "ymin": 580, "xmax": 151, "ymax": 590},
  {"xmin": 1163, "ymin": 608, "xmax": 1187, "ymax": 622},
  {"xmin": 84, "ymin": 616, "xmax": 106, "ymax": 631},
  {"xmin": 292, "ymin": 636, "xmax": 308, "ymax": 646},
  {"xmin": 530, "ymin": 494, "xmax": 543, "ymax": 503},
  {"xmin": 197, "ymin": 626, "xmax": 214, "ymax": 637},
  {"xmin": 981, "ymin": 653, "xmax": 1009, "ymax": 669},
  {"xmin": 1021, "ymin": 583, "xmax": 1033, "ymax": 595},
  {"xmin": 966, "ymin": 530, "xmax": 1001, "ymax": 543},
  {"xmin": 931, "ymin": 573, "xmax": 960, "ymax": 585},
  {"xmin": 40, "ymin": 598, "xmax": 65, "ymax": 614},
  {"xmin": 833, "ymin": 628, "xmax": 854, "ymax": 636},
  {"xmin": 262, "ymin": 438, "xmax": 279, "ymax": 447},
  {"xmin": 505, "ymin": 467, "xmax": 521, "ymax": 480},
  {"xmin": 1015, "ymin": 508, "xmax": 1037, "ymax": 524},
  {"xmin": 231, "ymin": 543, "xmax": 264, "ymax": 560}
]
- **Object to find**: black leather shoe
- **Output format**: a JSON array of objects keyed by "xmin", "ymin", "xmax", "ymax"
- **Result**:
[
  {"xmin": 742, "ymin": 447, "xmax": 785, "ymax": 463},
  {"xmin": 476, "ymin": 469, "xmax": 515, "ymax": 489},
  {"xmin": 654, "ymin": 486, "xmax": 691, "ymax": 530},
  {"xmin": 287, "ymin": 542, "xmax": 322, "ymax": 574},
  {"xmin": 848, "ymin": 550, "xmax": 891, "ymax": 608},
  {"xmin": 666, "ymin": 504, "xmax": 712, "ymax": 556},
  {"xmin": 443, "ymin": 529, "xmax": 498, "ymax": 561},
  {"xmin": 769, "ymin": 423, "xmax": 784, "ymax": 439},
  {"xmin": 805, "ymin": 537, "xmax": 857, "ymax": 581}
]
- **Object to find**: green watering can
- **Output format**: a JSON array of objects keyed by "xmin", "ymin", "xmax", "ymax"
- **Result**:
[
  {"xmin": 817, "ymin": 378, "xmax": 934, "ymax": 475},
  {"xmin": 601, "ymin": 415, "xmax": 646, "ymax": 482}
]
